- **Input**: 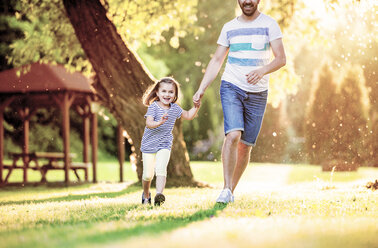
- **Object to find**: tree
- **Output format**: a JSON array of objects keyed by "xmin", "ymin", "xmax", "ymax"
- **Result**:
[
  {"xmin": 291, "ymin": 0, "xmax": 377, "ymax": 166},
  {"xmin": 9, "ymin": 0, "xmax": 199, "ymax": 185},
  {"xmin": 0, "ymin": 0, "xmax": 23, "ymax": 71},
  {"xmin": 305, "ymin": 64, "xmax": 338, "ymax": 165},
  {"xmin": 64, "ymin": 0, "xmax": 199, "ymax": 185},
  {"xmin": 333, "ymin": 65, "xmax": 369, "ymax": 169}
]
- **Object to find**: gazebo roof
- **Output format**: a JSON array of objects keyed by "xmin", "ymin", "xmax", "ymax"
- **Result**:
[{"xmin": 0, "ymin": 62, "xmax": 93, "ymax": 94}]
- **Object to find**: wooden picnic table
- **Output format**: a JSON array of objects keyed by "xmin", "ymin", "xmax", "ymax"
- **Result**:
[{"xmin": 3, "ymin": 152, "xmax": 88, "ymax": 183}]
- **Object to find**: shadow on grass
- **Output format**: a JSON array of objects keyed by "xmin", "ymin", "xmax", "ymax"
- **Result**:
[
  {"xmin": 63, "ymin": 203, "xmax": 228, "ymax": 247},
  {"xmin": 0, "ymin": 182, "xmax": 141, "ymax": 206}
]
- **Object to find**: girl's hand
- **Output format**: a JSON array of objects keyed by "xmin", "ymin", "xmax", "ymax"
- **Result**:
[
  {"xmin": 193, "ymin": 90, "xmax": 204, "ymax": 108},
  {"xmin": 160, "ymin": 113, "xmax": 168, "ymax": 124}
]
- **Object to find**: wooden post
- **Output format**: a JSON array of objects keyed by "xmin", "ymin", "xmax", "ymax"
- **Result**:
[
  {"xmin": 91, "ymin": 112, "xmax": 98, "ymax": 183},
  {"xmin": 19, "ymin": 107, "xmax": 30, "ymax": 184},
  {"xmin": 83, "ymin": 112, "xmax": 90, "ymax": 181},
  {"xmin": 75, "ymin": 103, "xmax": 90, "ymax": 182},
  {"xmin": 0, "ymin": 97, "xmax": 14, "ymax": 184},
  {"xmin": 0, "ymin": 110, "xmax": 3, "ymax": 184},
  {"xmin": 54, "ymin": 93, "xmax": 75, "ymax": 185},
  {"xmin": 117, "ymin": 124, "xmax": 125, "ymax": 182},
  {"xmin": 62, "ymin": 94, "xmax": 70, "ymax": 185},
  {"xmin": 83, "ymin": 114, "xmax": 90, "ymax": 163}
]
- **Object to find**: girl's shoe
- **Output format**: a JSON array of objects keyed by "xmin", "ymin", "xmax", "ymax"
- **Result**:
[
  {"xmin": 142, "ymin": 192, "xmax": 151, "ymax": 205},
  {"xmin": 154, "ymin": 193, "xmax": 165, "ymax": 206}
]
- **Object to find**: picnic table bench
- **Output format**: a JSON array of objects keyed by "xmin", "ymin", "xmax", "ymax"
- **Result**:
[{"xmin": 3, "ymin": 152, "xmax": 89, "ymax": 183}]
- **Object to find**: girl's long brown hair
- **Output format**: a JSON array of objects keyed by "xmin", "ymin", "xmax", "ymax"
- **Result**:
[{"xmin": 142, "ymin": 77, "xmax": 180, "ymax": 106}]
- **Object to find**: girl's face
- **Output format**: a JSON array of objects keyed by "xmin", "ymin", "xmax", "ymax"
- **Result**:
[{"xmin": 156, "ymin": 82, "xmax": 176, "ymax": 106}]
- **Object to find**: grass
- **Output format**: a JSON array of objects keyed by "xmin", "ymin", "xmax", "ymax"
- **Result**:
[
  {"xmin": 0, "ymin": 161, "xmax": 377, "ymax": 248},
  {"xmin": 2, "ymin": 160, "xmax": 138, "ymax": 183}
]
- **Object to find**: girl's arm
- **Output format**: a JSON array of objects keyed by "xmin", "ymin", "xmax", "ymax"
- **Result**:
[
  {"xmin": 145, "ymin": 113, "xmax": 168, "ymax": 128},
  {"xmin": 181, "ymin": 106, "xmax": 200, "ymax": 120}
]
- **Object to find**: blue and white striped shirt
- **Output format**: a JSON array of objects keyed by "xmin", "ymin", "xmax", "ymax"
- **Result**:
[
  {"xmin": 141, "ymin": 101, "xmax": 183, "ymax": 153},
  {"xmin": 217, "ymin": 13, "xmax": 283, "ymax": 92}
]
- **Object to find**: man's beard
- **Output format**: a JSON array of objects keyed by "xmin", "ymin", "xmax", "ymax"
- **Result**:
[{"xmin": 240, "ymin": 3, "xmax": 257, "ymax": 16}]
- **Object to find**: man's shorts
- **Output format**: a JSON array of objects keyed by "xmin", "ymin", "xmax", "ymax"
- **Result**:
[{"xmin": 220, "ymin": 80, "xmax": 268, "ymax": 146}]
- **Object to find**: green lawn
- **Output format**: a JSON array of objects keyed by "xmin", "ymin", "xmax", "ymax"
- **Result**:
[{"xmin": 0, "ymin": 161, "xmax": 377, "ymax": 248}]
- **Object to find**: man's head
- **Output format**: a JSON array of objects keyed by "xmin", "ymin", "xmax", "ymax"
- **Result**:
[{"xmin": 238, "ymin": 0, "xmax": 260, "ymax": 17}]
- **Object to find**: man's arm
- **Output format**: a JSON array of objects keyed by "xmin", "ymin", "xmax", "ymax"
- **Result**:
[
  {"xmin": 245, "ymin": 38, "xmax": 286, "ymax": 85},
  {"xmin": 193, "ymin": 45, "xmax": 229, "ymax": 106}
]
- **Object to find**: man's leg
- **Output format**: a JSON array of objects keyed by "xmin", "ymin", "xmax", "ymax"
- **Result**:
[
  {"xmin": 231, "ymin": 142, "xmax": 252, "ymax": 193},
  {"xmin": 221, "ymin": 131, "xmax": 242, "ymax": 190}
]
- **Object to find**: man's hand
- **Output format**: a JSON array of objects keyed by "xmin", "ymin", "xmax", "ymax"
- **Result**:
[
  {"xmin": 193, "ymin": 90, "xmax": 204, "ymax": 108},
  {"xmin": 246, "ymin": 67, "xmax": 266, "ymax": 85}
]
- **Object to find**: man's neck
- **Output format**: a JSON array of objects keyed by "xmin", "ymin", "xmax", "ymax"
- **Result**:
[{"xmin": 238, "ymin": 11, "xmax": 261, "ymax": 23}]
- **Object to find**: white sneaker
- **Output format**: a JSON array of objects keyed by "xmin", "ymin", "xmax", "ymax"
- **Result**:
[{"xmin": 216, "ymin": 188, "xmax": 234, "ymax": 203}]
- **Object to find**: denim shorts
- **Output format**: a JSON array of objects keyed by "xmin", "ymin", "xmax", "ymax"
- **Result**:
[{"xmin": 220, "ymin": 80, "xmax": 268, "ymax": 146}]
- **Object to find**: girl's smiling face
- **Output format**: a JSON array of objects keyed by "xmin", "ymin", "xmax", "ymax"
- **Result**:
[{"xmin": 156, "ymin": 82, "xmax": 176, "ymax": 107}]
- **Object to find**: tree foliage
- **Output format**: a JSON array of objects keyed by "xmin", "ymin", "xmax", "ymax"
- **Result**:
[{"xmin": 8, "ymin": 0, "xmax": 198, "ymax": 76}]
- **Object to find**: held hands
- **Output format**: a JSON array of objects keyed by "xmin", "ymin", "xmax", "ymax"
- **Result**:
[
  {"xmin": 193, "ymin": 90, "xmax": 204, "ymax": 108},
  {"xmin": 246, "ymin": 67, "xmax": 265, "ymax": 85}
]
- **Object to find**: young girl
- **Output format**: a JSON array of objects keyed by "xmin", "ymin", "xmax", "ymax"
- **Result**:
[{"xmin": 140, "ymin": 77, "xmax": 200, "ymax": 206}]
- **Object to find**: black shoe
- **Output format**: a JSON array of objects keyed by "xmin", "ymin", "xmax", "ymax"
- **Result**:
[
  {"xmin": 142, "ymin": 192, "xmax": 151, "ymax": 205},
  {"xmin": 154, "ymin": 193, "xmax": 165, "ymax": 206}
]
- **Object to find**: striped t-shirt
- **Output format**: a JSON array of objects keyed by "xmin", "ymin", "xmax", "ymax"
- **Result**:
[
  {"xmin": 217, "ymin": 13, "xmax": 283, "ymax": 92},
  {"xmin": 140, "ymin": 101, "xmax": 183, "ymax": 153}
]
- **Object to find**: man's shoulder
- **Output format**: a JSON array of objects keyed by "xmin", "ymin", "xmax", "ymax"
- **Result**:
[
  {"xmin": 222, "ymin": 17, "xmax": 238, "ymax": 29},
  {"xmin": 258, "ymin": 13, "xmax": 278, "ymax": 25}
]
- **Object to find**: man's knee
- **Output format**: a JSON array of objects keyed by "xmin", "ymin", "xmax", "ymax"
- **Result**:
[
  {"xmin": 239, "ymin": 142, "xmax": 252, "ymax": 155},
  {"xmin": 225, "ymin": 131, "xmax": 241, "ymax": 145}
]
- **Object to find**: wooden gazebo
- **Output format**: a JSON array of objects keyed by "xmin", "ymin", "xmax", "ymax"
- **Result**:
[{"xmin": 0, "ymin": 62, "xmax": 99, "ymax": 185}]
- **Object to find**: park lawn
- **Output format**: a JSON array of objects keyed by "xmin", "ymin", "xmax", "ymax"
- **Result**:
[
  {"xmin": 0, "ymin": 161, "xmax": 377, "ymax": 248},
  {"xmin": 2, "ymin": 160, "xmax": 138, "ymax": 183}
]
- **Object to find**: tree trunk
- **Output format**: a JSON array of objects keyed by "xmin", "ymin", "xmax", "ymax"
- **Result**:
[{"xmin": 62, "ymin": 0, "xmax": 195, "ymax": 185}]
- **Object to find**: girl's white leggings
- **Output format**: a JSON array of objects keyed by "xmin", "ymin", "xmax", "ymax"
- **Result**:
[{"xmin": 142, "ymin": 149, "xmax": 171, "ymax": 181}]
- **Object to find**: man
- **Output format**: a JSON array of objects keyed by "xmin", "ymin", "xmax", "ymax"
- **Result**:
[{"xmin": 193, "ymin": 0, "xmax": 286, "ymax": 203}]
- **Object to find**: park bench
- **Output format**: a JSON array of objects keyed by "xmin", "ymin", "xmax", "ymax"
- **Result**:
[
  {"xmin": 40, "ymin": 161, "xmax": 89, "ymax": 182},
  {"xmin": 3, "ymin": 152, "xmax": 88, "ymax": 183}
]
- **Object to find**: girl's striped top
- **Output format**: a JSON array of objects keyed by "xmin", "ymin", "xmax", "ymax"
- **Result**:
[{"xmin": 141, "ymin": 101, "xmax": 183, "ymax": 153}]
